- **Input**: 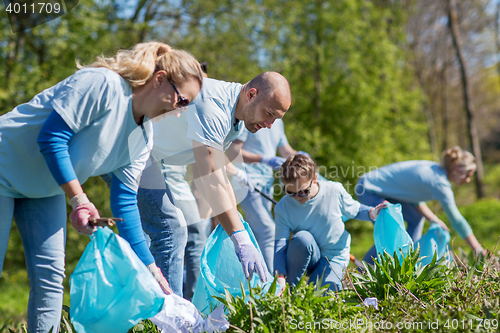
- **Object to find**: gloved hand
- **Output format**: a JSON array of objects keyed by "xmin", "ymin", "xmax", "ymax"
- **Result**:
[
  {"xmin": 277, "ymin": 276, "xmax": 286, "ymax": 288},
  {"xmin": 233, "ymin": 169, "xmax": 254, "ymax": 192},
  {"xmin": 429, "ymin": 217, "xmax": 450, "ymax": 232},
  {"xmin": 369, "ymin": 201, "xmax": 388, "ymax": 221},
  {"xmin": 147, "ymin": 263, "xmax": 173, "ymax": 295},
  {"xmin": 297, "ymin": 151, "xmax": 310, "ymax": 158},
  {"xmin": 261, "ymin": 155, "xmax": 286, "ymax": 170},
  {"xmin": 230, "ymin": 230, "xmax": 268, "ymax": 282},
  {"xmin": 69, "ymin": 193, "xmax": 99, "ymax": 235}
]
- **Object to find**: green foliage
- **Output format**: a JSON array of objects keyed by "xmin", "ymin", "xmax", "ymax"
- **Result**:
[
  {"xmin": 351, "ymin": 246, "xmax": 449, "ymax": 302},
  {"xmin": 215, "ymin": 277, "xmax": 362, "ymax": 332}
]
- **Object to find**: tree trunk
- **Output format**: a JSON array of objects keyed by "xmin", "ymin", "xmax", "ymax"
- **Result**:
[{"xmin": 447, "ymin": 0, "xmax": 484, "ymax": 198}]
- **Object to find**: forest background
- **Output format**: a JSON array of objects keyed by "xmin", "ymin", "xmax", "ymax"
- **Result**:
[{"xmin": 2, "ymin": 0, "xmax": 500, "ymax": 325}]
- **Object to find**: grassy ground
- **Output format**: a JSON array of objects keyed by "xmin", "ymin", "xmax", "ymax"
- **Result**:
[{"xmin": 1, "ymin": 174, "xmax": 500, "ymax": 330}]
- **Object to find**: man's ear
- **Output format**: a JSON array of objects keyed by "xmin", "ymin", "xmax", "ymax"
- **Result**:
[{"xmin": 246, "ymin": 88, "xmax": 258, "ymax": 101}]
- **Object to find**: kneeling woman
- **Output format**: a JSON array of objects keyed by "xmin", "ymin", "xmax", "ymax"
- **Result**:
[{"xmin": 273, "ymin": 154, "xmax": 385, "ymax": 291}]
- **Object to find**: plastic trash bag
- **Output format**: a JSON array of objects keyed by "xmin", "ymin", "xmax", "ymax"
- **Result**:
[
  {"xmin": 192, "ymin": 221, "xmax": 279, "ymax": 315},
  {"xmin": 373, "ymin": 203, "xmax": 413, "ymax": 263},
  {"xmin": 416, "ymin": 224, "xmax": 451, "ymax": 266},
  {"xmin": 70, "ymin": 227, "xmax": 166, "ymax": 333},
  {"xmin": 150, "ymin": 294, "xmax": 229, "ymax": 333}
]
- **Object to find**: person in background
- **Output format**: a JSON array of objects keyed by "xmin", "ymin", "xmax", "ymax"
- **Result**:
[
  {"xmin": 137, "ymin": 71, "xmax": 292, "ymax": 295},
  {"xmin": 356, "ymin": 146, "xmax": 486, "ymax": 264},
  {"xmin": 274, "ymin": 154, "xmax": 385, "ymax": 291},
  {"xmin": 230, "ymin": 120, "xmax": 307, "ymax": 272},
  {"xmin": 0, "ymin": 41, "xmax": 203, "ymax": 332}
]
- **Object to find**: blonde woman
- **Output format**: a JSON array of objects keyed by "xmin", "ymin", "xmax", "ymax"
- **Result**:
[
  {"xmin": 0, "ymin": 42, "xmax": 203, "ymax": 332},
  {"xmin": 356, "ymin": 146, "xmax": 485, "ymax": 264},
  {"xmin": 274, "ymin": 155, "xmax": 385, "ymax": 291}
]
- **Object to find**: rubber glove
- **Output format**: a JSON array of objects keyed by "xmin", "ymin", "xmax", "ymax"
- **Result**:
[
  {"xmin": 230, "ymin": 230, "xmax": 268, "ymax": 282},
  {"xmin": 369, "ymin": 201, "xmax": 388, "ymax": 221},
  {"xmin": 261, "ymin": 155, "xmax": 286, "ymax": 170},
  {"xmin": 297, "ymin": 151, "xmax": 310, "ymax": 158},
  {"xmin": 147, "ymin": 263, "xmax": 173, "ymax": 295},
  {"xmin": 277, "ymin": 276, "xmax": 286, "ymax": 288},
  {"xmin": 233, "ymin": 169, "xmax": 254, "ymax": 192},
  {"xmin": 69, "ymin": 193, "xmax": 99, "ymax": 235}
]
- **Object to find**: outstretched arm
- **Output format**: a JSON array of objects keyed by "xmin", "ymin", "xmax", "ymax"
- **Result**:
[
  {"xmin": 192, "ymin": 140, "xmax": 268, "ymax": 281},
  {"xmin": 414, "ymin": 202, "xmax": 450, "ymax": 232}
]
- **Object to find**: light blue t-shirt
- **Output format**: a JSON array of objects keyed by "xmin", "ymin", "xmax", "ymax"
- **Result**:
[
  {"xmin": 361, "ymin": 160, "xmax": 473, "ymax": 238},
  {"xmin": 274, "ymin": 180, "xmax": 362, "ymax": 262},
  {"xmin": 162, "ymin": 165, "xmax": 195, "ymax": 201},
  {"xmin": 235, "ymin": 119, "xmax": 288, "ymax": 187},
  {"xmin": 0, "ymin": 68, "xmax": 152, "ymax": 198},
  {"xmin": 152, "ymin": 77, "xmax": 244, "ymax": 166}
]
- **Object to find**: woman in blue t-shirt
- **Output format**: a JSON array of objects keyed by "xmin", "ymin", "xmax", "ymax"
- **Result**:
[
  {"xmin": 0, "ymin": 42, "xmax": 203, "ymax": 332},
  {"xmin": 274, "ymin": 154, "xmax": 385, "ymax": 291},
  {"xmin": 356, "ymin": 146, "xmax": 485, "ymax": 264}
]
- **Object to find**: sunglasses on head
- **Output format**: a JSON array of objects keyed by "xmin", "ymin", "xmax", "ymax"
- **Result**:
[
  {"xmin": 169, "ymin": 80, "xmax": 190, "ymax": 108},
  {"xmin": 284, "ymin": 179, "xmax": 313, "ymax": 197}
]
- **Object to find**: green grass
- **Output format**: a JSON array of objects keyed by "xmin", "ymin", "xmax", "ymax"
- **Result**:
[{"xmin": 2, "ymin": 180, "xmax": 500, "ymax": 330}]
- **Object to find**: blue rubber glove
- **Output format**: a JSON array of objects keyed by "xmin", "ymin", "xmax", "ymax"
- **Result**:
[
  {"xmin": 297, "ymin": 151, "xmax": 310, "ymax": 158},
  {"xmin": 230, "ymin": 230, "xmax": 268, "ymax": 282},
  {"xmin": 260, "ymin": 155, "xmax": 286, "ymax": 170}
]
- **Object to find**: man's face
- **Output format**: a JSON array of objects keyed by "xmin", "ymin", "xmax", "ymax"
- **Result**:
[{"xmin": 242, "ymin": 94, "xmax": 288, "ymax": 133}]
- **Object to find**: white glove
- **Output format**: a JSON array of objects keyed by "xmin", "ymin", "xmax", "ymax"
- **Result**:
[
  {"xmin": 233, "ymin": 169, "xmax": 254, "ymax": 191},
  {"xmin": 147, "ymin": 263, "xmax": 173, "ymax": 295},
  {"xmin": 230, "ymin": 230, "xmax": 268, "ymax": 282},
  {"xmin": 277, "ymin": 276, "xmax": 286, "ymax": 288}
]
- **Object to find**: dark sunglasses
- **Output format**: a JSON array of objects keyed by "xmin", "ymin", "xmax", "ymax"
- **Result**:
[
  {"xmin": 169, "ymin": 81, "xmax": 190, "ymax": 108},
  {"xmin": 284, "ymin": 179, "xmax": 313, "ymax": 197}
]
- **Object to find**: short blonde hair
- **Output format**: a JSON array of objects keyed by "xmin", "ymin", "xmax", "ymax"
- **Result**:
[
  {"xmin": 441, "ymin": 146, "xmax": 476, "ymax": 174},
  {"xmin": 78, "ymin": 41, "xmax": 203, "ymax": 88},
  {"xmin": 280, "ymin": 154, "xmax": 317, "ymax": 183}
]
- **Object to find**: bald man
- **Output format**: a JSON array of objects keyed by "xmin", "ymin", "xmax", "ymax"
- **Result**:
[{"xmin": 137, "ymin": 72, "xmax": 292, "ymax": 296}]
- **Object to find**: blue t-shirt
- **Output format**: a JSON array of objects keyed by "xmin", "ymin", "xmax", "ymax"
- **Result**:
[
  {"xmin": 152, "ymin": 77, "xmax": 244, "ymax": 166},
  {"xmin": 361, "ymin": 160, "xmax": 473, "ymax": 238},
  {"xmin": 0, "ymin": 68, "xmax": 152, "ymax": 198},
  {"xmin": 235, "ymin": 119, "xmax": 288, "ymax": 188},
  {"xmin": 274, "ymin": 181, "xmax": 362, "ymax": 263}
]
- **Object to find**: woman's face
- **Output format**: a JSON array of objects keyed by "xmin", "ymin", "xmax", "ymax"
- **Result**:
[
  {"xmin": 145, "ymin": 74, "xmax": 201, "ymax": 123},
  {"xmin": 449, "ymin": 167, "xmax": 476, "ymax": 186},
  {"xmin": 282, "ymin": 176, "xmax": 316, "ymax": 204}
]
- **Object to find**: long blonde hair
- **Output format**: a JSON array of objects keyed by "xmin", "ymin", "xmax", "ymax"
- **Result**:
[
  {"xmin": 441, "ymin": 146, "xmax": 476, "ymax": 174},
  {"xmin": 78, "ymin": 41, "xmax": 203, "ymax": 88}
]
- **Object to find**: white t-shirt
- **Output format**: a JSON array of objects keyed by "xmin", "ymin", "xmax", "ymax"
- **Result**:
[
  {"xmin": 0, "ymin": 68, "xmax": 152, "ymax": 198},
  {"xmin": 162, "ymin": 165, "xmax": 195, "ymax": 201},
  {"xmin": 151, "ymin": 78, "xmax": 244, "ymax": 166}
]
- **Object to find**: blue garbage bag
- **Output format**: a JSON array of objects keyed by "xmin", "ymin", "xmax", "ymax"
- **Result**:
[
  {"xmin": 70, "ymin": 227, "xmax": 165, "ymax": 333},
  {"xmin": 192, "ymin": 221, "xmax": 276, "ymax": 316},
  {"xmin": 416, "ymin": 224, "xmax": 451, "ymax": 266},
  {"xmin": 373, "ymin": 203, "xmax": 413, "ymax": 263}
]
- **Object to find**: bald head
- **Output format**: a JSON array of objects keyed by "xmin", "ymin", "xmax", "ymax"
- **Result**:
[{"xmin": 246, "ymin": 71, "xmax": 292, "ymax": 112}]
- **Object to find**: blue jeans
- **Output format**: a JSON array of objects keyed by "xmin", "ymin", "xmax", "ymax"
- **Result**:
[
  {"xmin": 239, "ymin": 184, "xmax": 274, "ymax": 273},
  {"xmin": 0, "ymin": 194, "xmax": 66, "ymax": 333},
  {"xmin": 137, "ymin": 185, "xmax": 187, "ymax": 297},
  {"xmin": 175, "ymin": 200, "xmax": 210, "ymax": 300},
  {"xmin": 355, "ymin": 178, "xmax": 425, "ymax": 264},
  {"xmin": 286, "ymin": 231, "xmax": 347, "ymax": 292}
]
